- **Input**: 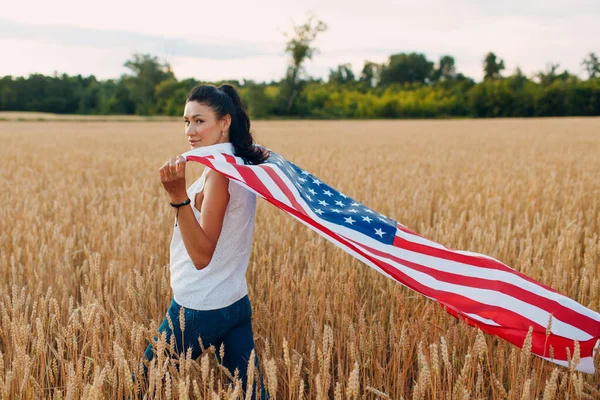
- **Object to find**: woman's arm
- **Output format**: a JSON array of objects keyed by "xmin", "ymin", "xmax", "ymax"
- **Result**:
[{"xmin": 160, "ymin": 156, "xmax": 230, "ymax": 270}]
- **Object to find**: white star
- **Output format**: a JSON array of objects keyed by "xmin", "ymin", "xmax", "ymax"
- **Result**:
[
  {"xmin": 323, "ymin": 190, "xmax": 333, "ymax": 197},
  {"xmin": 332, "ymin": 209, "xmax": 341, "ymax": 213},
  {"xmin": 374, "ymin": 228, "xmax": 385, "ymax": 237},
  {"xmin": 313, "ymin": 179, "xmax": 322, "ymax": 186},
  {"xmin": 301, "ymin": 170, "xmax": 310, "ymax": 175},
  {"xmin": 298, "ymin": 177, "xmax": 306, "ymax": 182},
  {"xmin": 362, "ymin": 216, "xmax": 373, "ymax": 223},
  {"xmin": 308, "ymin": 188, "xmax": 317, "ymax": 195},
  {"xmin": 340, "ymin": 193, "xmax": 347, "ymax": 198},
  {"xmin": 315, "ymin": 209, "xmax": 324, "ymax": 215},
  {"xmin": 318, "ymin": 200, "xmax": 329, "ymax": 207},
  {"xmin": 379, "ymin": 218, "xmax": 387, "ymax": 222},
  {"xmin": 306, "ymin": 195, "xmax": 312, "ymax": 202},
  {"xmin": 344, "ymin": 216, "xmax": 356, "ymax": 225},
  {"xmin": 351, "ymin": 202, "xmax": 360, "ymax": 207},
  {"xmin": 349, "ymin": 209, "xmax": 359, "ymax": 213},
  {"xmin": 364, "ymin": 209, "xmax": 374, "ymax": 214},
  {"xmin": 335, "ymin": 200, "xmax": 345, "ymax": 207}
]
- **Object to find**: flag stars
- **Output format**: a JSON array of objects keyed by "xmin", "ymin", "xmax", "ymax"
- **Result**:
[
  {"xmin": 258, "ymin": 154, "xmax": 395, "ymax": 244},
  {"xmin": 374, "ymin": 228, "xmax": 386, "ymax": 237}
]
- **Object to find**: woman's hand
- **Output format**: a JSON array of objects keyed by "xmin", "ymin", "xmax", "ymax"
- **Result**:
[{"xmin": 159, "ymin": 155, "xmax": 188, "ymax": 203}]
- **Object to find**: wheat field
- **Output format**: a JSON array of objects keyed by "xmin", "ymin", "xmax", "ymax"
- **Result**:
[{"xmin": 0, "ymin": 117, "xmax": 599, "ymax": 399}]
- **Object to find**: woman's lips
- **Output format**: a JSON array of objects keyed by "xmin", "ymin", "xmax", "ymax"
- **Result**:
[{"xmin": 189, "ymin": 140, "xmax": 199, "ymax": 145}]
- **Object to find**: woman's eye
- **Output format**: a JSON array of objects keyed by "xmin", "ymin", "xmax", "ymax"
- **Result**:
[{"xmin": 195, "ymin": 120, "xmax": 202, "ymax": 124}]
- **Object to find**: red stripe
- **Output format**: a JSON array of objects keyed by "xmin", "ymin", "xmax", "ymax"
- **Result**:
[
  {"xmin": 442, "ymin": 303, "xmax": 597, "ymax": 361},
  {"xmin": 349, "ymin": 237, "xmax": 600, "ymax": 337},
  {"xmin": 186, "ymin": 155, "xmax": 216, "ymax": 170},
  {"xmin": 392, "ymin": 233, "xmax": 560, "ymax": 294},
  {"xmin": 223, "ymin": 153, "xmax": 237, "ymax": 164},
  {"xmin": 258, "ymin": 164, "xmax": 308, "ymax": 216}
]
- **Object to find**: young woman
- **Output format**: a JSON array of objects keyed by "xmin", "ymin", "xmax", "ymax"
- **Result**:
[{"xmin": 143, "ymin": 84, "xmax": 269, "ymax": 399}]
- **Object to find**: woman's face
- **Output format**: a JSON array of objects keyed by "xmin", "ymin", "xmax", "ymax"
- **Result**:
[{"xmin": 183, "ymin": 101, "xmax": 230, "ymax": 148}]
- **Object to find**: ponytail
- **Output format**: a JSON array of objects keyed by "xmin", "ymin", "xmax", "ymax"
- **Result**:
[{"xmin": 186, "ymin": 84, "xmax": 269, "ymax": 165}]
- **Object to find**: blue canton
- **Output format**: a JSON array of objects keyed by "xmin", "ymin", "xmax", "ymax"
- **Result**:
[{"xmin": 264, "ymin": 152, "xmax": 396, "ymax": 245}]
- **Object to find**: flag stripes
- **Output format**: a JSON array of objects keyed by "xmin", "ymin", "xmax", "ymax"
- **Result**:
[{"xmin": 183, "ymin": 146, "xmax": 600, "ymax": 373}]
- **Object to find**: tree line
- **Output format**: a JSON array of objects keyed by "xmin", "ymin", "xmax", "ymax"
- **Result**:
[{"xmin": 1, "ymin": 15, "xmax": 599, "ymax": 119}]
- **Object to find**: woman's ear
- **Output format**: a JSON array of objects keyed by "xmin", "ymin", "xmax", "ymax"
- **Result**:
[{"xmin": 222, "ymin": 114, "xmax": 232, "ymax": 132}]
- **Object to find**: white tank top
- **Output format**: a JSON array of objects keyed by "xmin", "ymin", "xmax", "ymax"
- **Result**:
[{"xmin": 169, "ymin": 143, "xmax": 257, "ymax": 310}]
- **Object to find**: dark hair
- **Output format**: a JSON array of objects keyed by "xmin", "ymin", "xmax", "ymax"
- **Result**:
[{"xmin": 186, "ymin": 84, "xmax": 269, "ymax": 165}]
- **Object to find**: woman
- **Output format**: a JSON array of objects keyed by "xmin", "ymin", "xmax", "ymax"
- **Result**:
[{"xmin": 142, "ymin": 84, "xmax": 269, "ymax": 399}]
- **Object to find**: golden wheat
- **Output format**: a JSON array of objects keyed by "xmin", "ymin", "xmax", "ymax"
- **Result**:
[{"xmin": 0, "ymin": 117, "xmax": 599, "ymax": 398}]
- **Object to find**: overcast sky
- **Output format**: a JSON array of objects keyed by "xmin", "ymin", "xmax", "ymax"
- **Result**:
[{"xmin": 1, "ymin": 0, "xmax": 598, "ymax": 83}]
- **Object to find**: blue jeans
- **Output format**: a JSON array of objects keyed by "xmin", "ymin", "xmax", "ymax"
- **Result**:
[{"xmin": 141, "ymin": 295, "xmax": 267, "ymax": 399}]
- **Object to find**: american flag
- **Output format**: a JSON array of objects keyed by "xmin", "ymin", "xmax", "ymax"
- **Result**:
[{"xmin": 183, "ymin": 144, "xmax": 600, "ymax": 374}]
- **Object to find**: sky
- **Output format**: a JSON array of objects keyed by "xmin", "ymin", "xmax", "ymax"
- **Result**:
[{"xmin": 1, "ymin": 0, "xmax": 599, "ymax": 83}]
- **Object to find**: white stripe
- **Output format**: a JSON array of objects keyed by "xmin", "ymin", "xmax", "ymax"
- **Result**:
[
  {"xmin": 383, "ymin": 242, "xmax": 600, "ymax": 325},
  {"xmin": 540, "ymin": 356, "xmax": 595, "ymax": 374},
  {"xmin": 197, "ymin": 157, "xmax": 290, "ymax": 206},
  {"xmin": 453, "ymin": 249, "xmax": 508, "ymax": 262},
  {"xmin": 251, "ymin": 166, "xmax": 294, "ymax": 208},
  {"xmin": 207, "ymin": 157, "xmax": 244, "ymax": 182},
  {"xmin": 353, "ymin": 243, "xmax": 593, "ymax": 341},
  {"xmin": 395, "ymin": 228, "xmax": 447, "ymax": 250},
  {"xmin": 463, "ymin": 312, "xmax": 501, "ymax": 326}
]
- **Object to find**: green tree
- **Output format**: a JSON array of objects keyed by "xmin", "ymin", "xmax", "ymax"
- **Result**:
[
  {"xmin": 105, "ymin": 80, "xmax": 135, "ymax": 115},
  {"xmin": 536, "ymin": 63, "xmax": 563, "ymax": 86},
  {"xmin": 122, "ymin": 53, "xmax": 175, "ymax": 115},
  {"xmin": 581, "ymin": 52, "xmax": 600, "ymax": 79},
  {"xmin": 483, "ymin": 52, "xmax": 505, "ymax": 80},
  {"xmin": 359, "ymin": 61, "xmax": 382, "ymax": 87},
  {"xmin": 243, "ymin": 80, "xmax": 276, "ymax": 118},
  {"xmin": 279, "ymin": 13, "xmax": 328, "ymax": 114},
  {"xmin": 328, "ymin": 63, "xmax": 355, "ymax": 84},
  {"xmin": 432, "ymin": 55, "xmax": 456, "ymax": 82},
  {"xmin": 379, "ymin": 52, "xmax": 434, "ymax": 85}
]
